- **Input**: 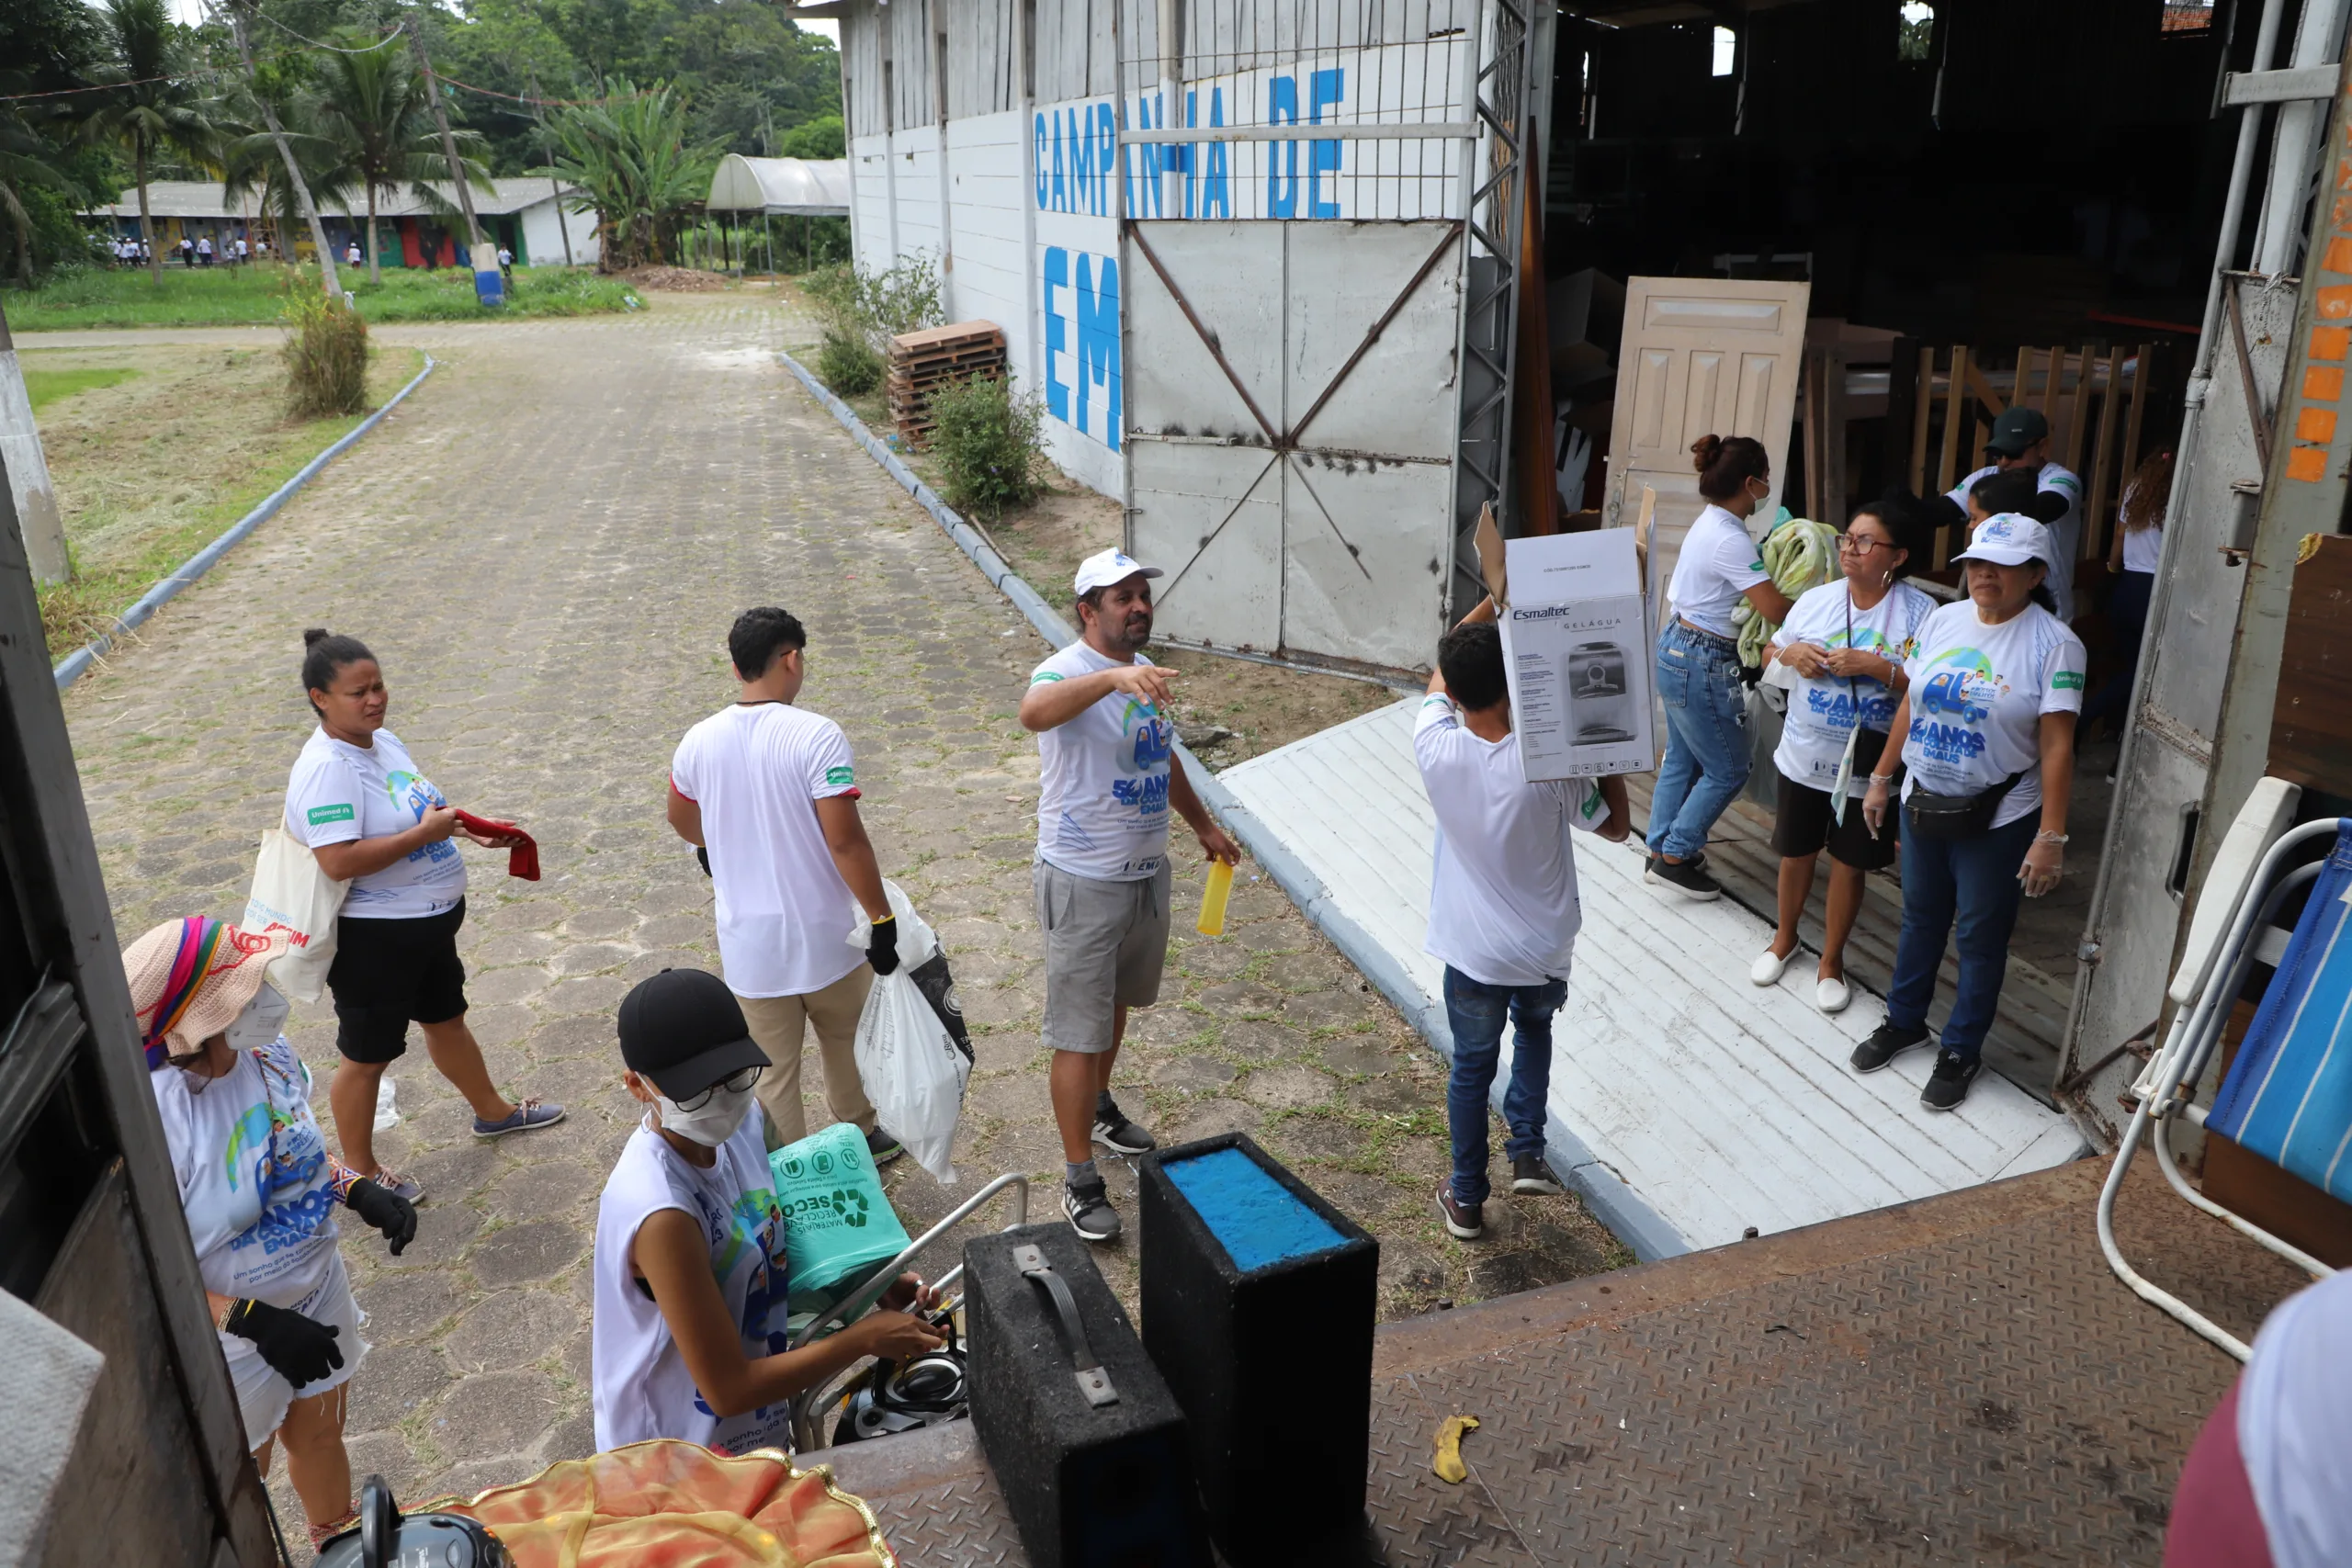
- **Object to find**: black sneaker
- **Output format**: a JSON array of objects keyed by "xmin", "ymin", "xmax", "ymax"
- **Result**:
[
  {"xmin": 1921, "ymin": 1050, "xmax": 1981, "ymax": 1111},
  {"xmin": 1063, "ymin": 1178, "xmax": 1121, "ymax": 1243},
  {"xmin": 1435, "ymin": 1179, "xmax": 1484, "ymax": 1240},
  {"xmin": 1510, "ymin": 1156, "xmax": 1563, "ymax": 1196},
  {"xmin": 1849, "ymin": 1020, "xmax": 1932, "ymax": 1074},
  {"xmin": 1645, "ymin": 854, "xmax": 1722, "ymax": 901},
  {"xmin": 865, "ymin": 1126, "xmax": 905, "ymax": 1166},
  {"xmin": 1091, "ymin": 1096, "xmax": 1157, "ymax": 1156}
]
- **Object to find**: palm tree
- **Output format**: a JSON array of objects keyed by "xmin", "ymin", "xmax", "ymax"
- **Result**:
[
  {"xmin": 308, "ymin": 39, "xmax": 492, "ymax": 287},
  {"xmin": 541, "ymin": 80, "xmax": 722, "ymax": 272},
  {"xmin": 80, "ymin": 0, "xmax": 220, "ymax": 284}
]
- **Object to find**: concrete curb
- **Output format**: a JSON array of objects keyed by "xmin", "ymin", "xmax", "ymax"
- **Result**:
[
  {"xmin": 52, "ymin": 352, "xmax": 437, "ymax": 692},
  {"xmin": 778, "ymin": 349, "xmax": 1690, "ymax": 1262}
]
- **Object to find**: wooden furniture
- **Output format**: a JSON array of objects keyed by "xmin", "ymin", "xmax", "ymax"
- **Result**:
[
  {"xmin": 1887, "ymin": 342, "xmax": 2159, "ymax": 571},
  {"xmin": 887, "ymin": 321, "xmax": 1007, "ymax": 448}
]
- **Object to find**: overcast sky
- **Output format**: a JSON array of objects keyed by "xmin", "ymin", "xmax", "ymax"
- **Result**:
[{"xmin": 158, "ymin": 0, "xmax": 837, "ymax": 46}]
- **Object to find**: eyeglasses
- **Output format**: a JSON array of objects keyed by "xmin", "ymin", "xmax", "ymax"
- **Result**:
[
  {"xmin": 674, "ymin": 1064, "xmax": 763, "ymax": 1111},
  {"xmin": 1837, "ymin": 535, "xmax": 1892, "ymax": 555}
]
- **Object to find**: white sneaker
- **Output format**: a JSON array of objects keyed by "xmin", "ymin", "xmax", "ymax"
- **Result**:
[
  {"xmin": 1815, "ymin": 976, "xmax": 1852, "ymax": 1014},
  {"xmin": 1749, "ymin": 948, "xmax": 1791, "ymax": 986}
]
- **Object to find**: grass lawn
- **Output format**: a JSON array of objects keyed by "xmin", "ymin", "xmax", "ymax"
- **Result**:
[
  {"xmin": 3, "ymin": 264, "xmax": 639, "ymax": 331},
  {"xmin": 26, "ymin": 366, "xmax": 141, "ymax": 411},
  {"xmin": 32, "ymin": 339, "xmax": 426, "ymax": 660}
]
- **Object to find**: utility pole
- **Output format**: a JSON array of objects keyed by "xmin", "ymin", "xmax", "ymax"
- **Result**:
[
  {"xmin": 219, "ymin": 0, "xmax": 341, "ymax": 296},
  {"xmin": 409, "ymin": 15, "xmax": 502, "ymax": 302}
]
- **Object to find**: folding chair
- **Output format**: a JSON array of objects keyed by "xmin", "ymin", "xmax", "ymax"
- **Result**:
[
  {"xmin": 786, "ymin": 1171, "xmax": 1030, "ymax": 1451},
  {"xmin": 2099, "ymin": 777, "xmax": 2345, "ymax": 1358}
]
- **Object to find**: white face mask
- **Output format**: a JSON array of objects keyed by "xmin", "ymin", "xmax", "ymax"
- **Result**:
[
  {"xmin": 655, "ymin": 1084, "xmax": 755, "ymax": 1147},
  {"xmin": 223, "ymin": 984, "xmax": 290, "ymax": 1054}
]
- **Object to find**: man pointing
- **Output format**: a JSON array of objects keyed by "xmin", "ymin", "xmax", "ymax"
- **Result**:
[{"xmin": 1021, "ymin": 550, "xmax": 1240, "ymax": 1242}]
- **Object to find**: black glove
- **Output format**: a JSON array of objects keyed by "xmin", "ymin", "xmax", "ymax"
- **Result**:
[
  {"xmin": 224, "ymin": 1298, "xmax": 344, "ymax": 1387},
  {"xmin": 866, "ymin": 913, "xmax": 900, "ymax": 976},
  {"xmin": 695, "ymin": 845, "xmax": 711, "ymax": 877},
  {"xmin": 346, "ymin": 1177, "xmax": 417, "ymax": 1256}
]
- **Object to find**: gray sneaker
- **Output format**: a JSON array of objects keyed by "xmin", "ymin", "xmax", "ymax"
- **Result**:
[{"xmin": 1063, "ymin": 1179, "xmax": 1121, "ymax": 1243}]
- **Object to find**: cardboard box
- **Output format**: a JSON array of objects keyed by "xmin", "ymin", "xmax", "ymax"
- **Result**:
[{"xmin": 1500, "ymin": 530, "xmax": 1652, "ymax": 781}]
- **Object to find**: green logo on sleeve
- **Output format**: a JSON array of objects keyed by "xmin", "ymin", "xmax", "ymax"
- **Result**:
[
  {"xmin": 825, "ymin": 765, "xmax": 855, "ymax": 787},
  {"xmin": 2051, "ymin": 671, "xmax": 2085, "ymax": 691},
  {"xmin": 306, "ymin": 803, "xmax": 355, "ymax": 826},
  {"xmin": 1031, "ymin": 671, "xmax": 1064, "ymax": 684}
]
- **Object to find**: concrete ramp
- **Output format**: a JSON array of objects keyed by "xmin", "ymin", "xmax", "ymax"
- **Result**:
[{"xmin": 1215, "ymin": 698, "xmax": 2086, "ymax": 1257}]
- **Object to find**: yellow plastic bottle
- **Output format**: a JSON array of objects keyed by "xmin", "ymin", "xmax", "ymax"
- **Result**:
[{"xmin": 1195, "ymin": 858, "xmax": 1236, "ymax": 937}]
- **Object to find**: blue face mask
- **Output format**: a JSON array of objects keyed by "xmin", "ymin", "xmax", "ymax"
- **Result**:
[{"xmin": 223, "ymin": 984, "xmax": 289, "ymax": 1053}]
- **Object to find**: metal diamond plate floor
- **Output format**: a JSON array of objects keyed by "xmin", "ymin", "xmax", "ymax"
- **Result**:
[{"xmin": 812, "ymin": 1158, "xmax": 2312, "ymax": 1565}]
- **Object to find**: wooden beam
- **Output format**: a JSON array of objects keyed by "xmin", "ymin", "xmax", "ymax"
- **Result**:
[
  {"xmin": 1906, "ymin": 344, "xmax": 1934, "ymax": 496},
  {"xmin": 2084, "ymin": 347, "xmax": 2125, "ymax": 562}
]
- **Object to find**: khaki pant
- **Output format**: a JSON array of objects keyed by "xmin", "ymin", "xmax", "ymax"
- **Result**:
[{"xmin": 737, "ymin": 966, "xmax": 876, "ymax": 1151}]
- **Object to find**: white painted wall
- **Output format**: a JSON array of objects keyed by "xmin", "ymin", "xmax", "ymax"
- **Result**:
[
  {"xmin": 841, "ymin": 5, "xmax": 1473, "ymax": 502},
  {"xmin": 518, "ymin": 199, "xmax": 598, "ymax": 268}
]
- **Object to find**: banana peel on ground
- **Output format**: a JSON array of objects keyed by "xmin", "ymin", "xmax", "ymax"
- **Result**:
[{"xmin": 1432, "ymin": 1415, "xmax": 1480, "ymax": 1483}]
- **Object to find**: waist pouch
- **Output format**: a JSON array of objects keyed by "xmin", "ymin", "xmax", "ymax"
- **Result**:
[{"xmin": 1905, "ymin": 770, "xmax": 2023, "ymax": 840}]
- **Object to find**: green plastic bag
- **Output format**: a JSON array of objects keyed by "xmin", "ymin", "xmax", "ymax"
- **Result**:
[{"xmin": 769, "ymin": 1122, "xmax": 910, "ymax": 1312}]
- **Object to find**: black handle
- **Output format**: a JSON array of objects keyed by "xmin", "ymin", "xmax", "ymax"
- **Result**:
[
  {"xmin": 358, "ymin": 1476, "xmax": 400, "ymax": 1568},
  {"xmin": 1012, "ymin": 1245, "xmax": 1118, "ymax": 1408}
]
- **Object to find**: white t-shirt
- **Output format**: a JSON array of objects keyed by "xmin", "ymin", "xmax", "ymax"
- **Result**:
[
  {"xmin": 284, "ymin": 726, "xmax": 466, "ymax": 919},
  {"xmin": 1413, "ymin": 694, "xmax": 1599, "ymax": 988},
  {"xmin": 1770, "ymin": 580, "xmax": 1937, "ymax": 796},
  {"xmin": 1667, "ymin": 503, "xmax": 1770, "ymax": 638},
  {"xmin": 2238, "ymin": 1269, "xmax": 2352, "ymax": 1568},
  {"xmin": 2121, "ymin": 524, "xmax": 2163, "ymax": 574},
  {"xmin": 593, "ymin": 1114, "xmax": 794, "ymax": 1456},
  {"xmin": 1949, "ymin": 461, "xmax": 2084, "ymax": 622},
  {"xmin": 1899, "ymin": 600, "xmax": 2086, "ymax": 829},
  {"xmin": 1030, "ymin": 642, "xmax": 1176, "ymax": 882},
  {"xmin": 669, "ymin": 703, "xmax": 865, "ymax": 999},
  {"xmin": 153, "ymin": 1034, "xmax": 344, "ymax": 1304}
]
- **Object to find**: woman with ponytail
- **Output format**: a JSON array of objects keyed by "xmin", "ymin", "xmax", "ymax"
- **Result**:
[
  {"xmin": 283, "ymin": 629, "xmax": 564, "ymax": 1201},
  {"xmin": 1645, "ymin": 435, "xmax": 1794, "ymax": 900}
]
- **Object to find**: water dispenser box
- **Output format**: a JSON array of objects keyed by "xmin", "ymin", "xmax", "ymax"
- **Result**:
[
  {"xmin": 1500, "ymin": 528, "xmax": 1654, "ymax": 782},
  {"xmin": 1138, "ymin": 1135, "xmax": 1379, "ymax": 1567}
]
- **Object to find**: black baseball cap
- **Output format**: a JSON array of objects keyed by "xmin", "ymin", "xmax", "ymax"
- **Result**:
[
  {"xmin": 616, "ymin": 968, "xmax": 770, "ymax": 1099},
  {"xmin": 1985, "ymin": 406, "xmax": 2050, "ymax": 457}
]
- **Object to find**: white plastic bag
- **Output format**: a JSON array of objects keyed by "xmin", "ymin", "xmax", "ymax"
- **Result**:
[
  {"xmin": 243, "ymin": 827, "xmax": 347, "ymax": 1003},
  {"xmin": 848, "ymin": 882, "xmax": 969, "ymax": 1181}
]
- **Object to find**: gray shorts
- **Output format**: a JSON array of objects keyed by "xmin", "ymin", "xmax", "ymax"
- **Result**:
[{"xmin": 1035, "ymin": 857, "xmax": 1172, "ymax": 1054}]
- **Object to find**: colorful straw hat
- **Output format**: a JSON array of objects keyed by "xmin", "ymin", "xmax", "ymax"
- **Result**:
[{"xmin": 121, "ymin": 917, "xmax": 291, "ymax": 1068}]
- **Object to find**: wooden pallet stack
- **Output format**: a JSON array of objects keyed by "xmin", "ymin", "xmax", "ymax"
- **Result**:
[{"xmin": 888, "ymin": 321, "xmax": 1006, "ymax": 447}]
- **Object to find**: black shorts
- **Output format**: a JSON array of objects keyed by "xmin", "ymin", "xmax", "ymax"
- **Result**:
[
  {"xmin": 1770, "ymin": 773, "xmax": 1899, "ymax": 872},
  {"xmin": 327, "ymin": 900, "xmax": 469, "ymax": 1064}
]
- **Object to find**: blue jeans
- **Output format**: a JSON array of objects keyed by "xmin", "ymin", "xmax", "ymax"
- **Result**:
[
  {"xmin": 1886, "ymin": 812, "xmax": 2038, "ymax": 1061},
  {"xmin": 1443, "ymin": 967, "xmax": 1567, "ymax": 1207},
  {"xmin": 1647, "ymin": 621, "xmax": 1751, "ymax": 862}
]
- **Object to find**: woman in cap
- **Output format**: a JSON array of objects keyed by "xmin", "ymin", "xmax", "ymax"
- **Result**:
[
  {"xmin": 594, "ymin": 967, "xmax": 944, "ymax": 1455},
  {"xmin": 1752, "ymin": 494, "xmax": 1938, "ymax": 1013},
  {"xmin": 1853, "ymin": 514, "xmax": 2086, "ymax": 1110},
  {"xmin": 285, "ymin": 629, "xmax": 562, "ymax": 1202},
  {"xmin": 1646, "ymin": 434, "xmax": 1795, "ymax": 902},
  {"xmin": 125, "ymin": 916, "xmax": 419, "ymax": 1547}
]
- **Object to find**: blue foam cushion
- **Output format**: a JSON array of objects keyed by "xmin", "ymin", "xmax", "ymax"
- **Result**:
[{"xmin": 1163, "ymin": 1146, "xmax": 1346, "ymax": 1273}]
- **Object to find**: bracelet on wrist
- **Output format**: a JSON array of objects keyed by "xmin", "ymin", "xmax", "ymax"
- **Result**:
[
  {"xmin": 1868, "ymin": 773, "xmax": 1895, "ymax": 785},
  {"xmin": 2034, "ymin": 830, "xmax": 2069, "ymax": 845}
]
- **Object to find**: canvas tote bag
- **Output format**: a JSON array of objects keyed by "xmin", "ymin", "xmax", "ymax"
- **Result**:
[{"xmin": 243, "ymin": 828, "xmax": 348, "ymax": 1002}]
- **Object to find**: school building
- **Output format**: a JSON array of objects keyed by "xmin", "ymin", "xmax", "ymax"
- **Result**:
[{"xmin": 84, "ymin": 178, "xmax": 601, "ymax": 270}]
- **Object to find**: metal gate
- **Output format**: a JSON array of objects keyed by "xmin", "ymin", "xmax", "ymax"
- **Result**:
[
  {"xmin": 1113, "ymin": 0, "xmax": 1544, "ymax": 672},
  {"xmin": 1125, "ymin": 218, "xmax": 1463, "ymax": 670}
]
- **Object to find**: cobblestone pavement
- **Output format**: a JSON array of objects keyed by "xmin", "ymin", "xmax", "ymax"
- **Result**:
[{"xmin": 58, "ymin": 294, "xmax": 1626, "ymax": 1522}]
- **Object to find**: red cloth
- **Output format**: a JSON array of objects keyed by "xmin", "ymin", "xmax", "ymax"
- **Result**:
[
  {"xmin": 453, "ymin": 809, "xmax": 540, "ymax": 881},
  {"xmin": 2165, "ymin": 1377, "xmax": 2274, "ymax": 1568}
]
